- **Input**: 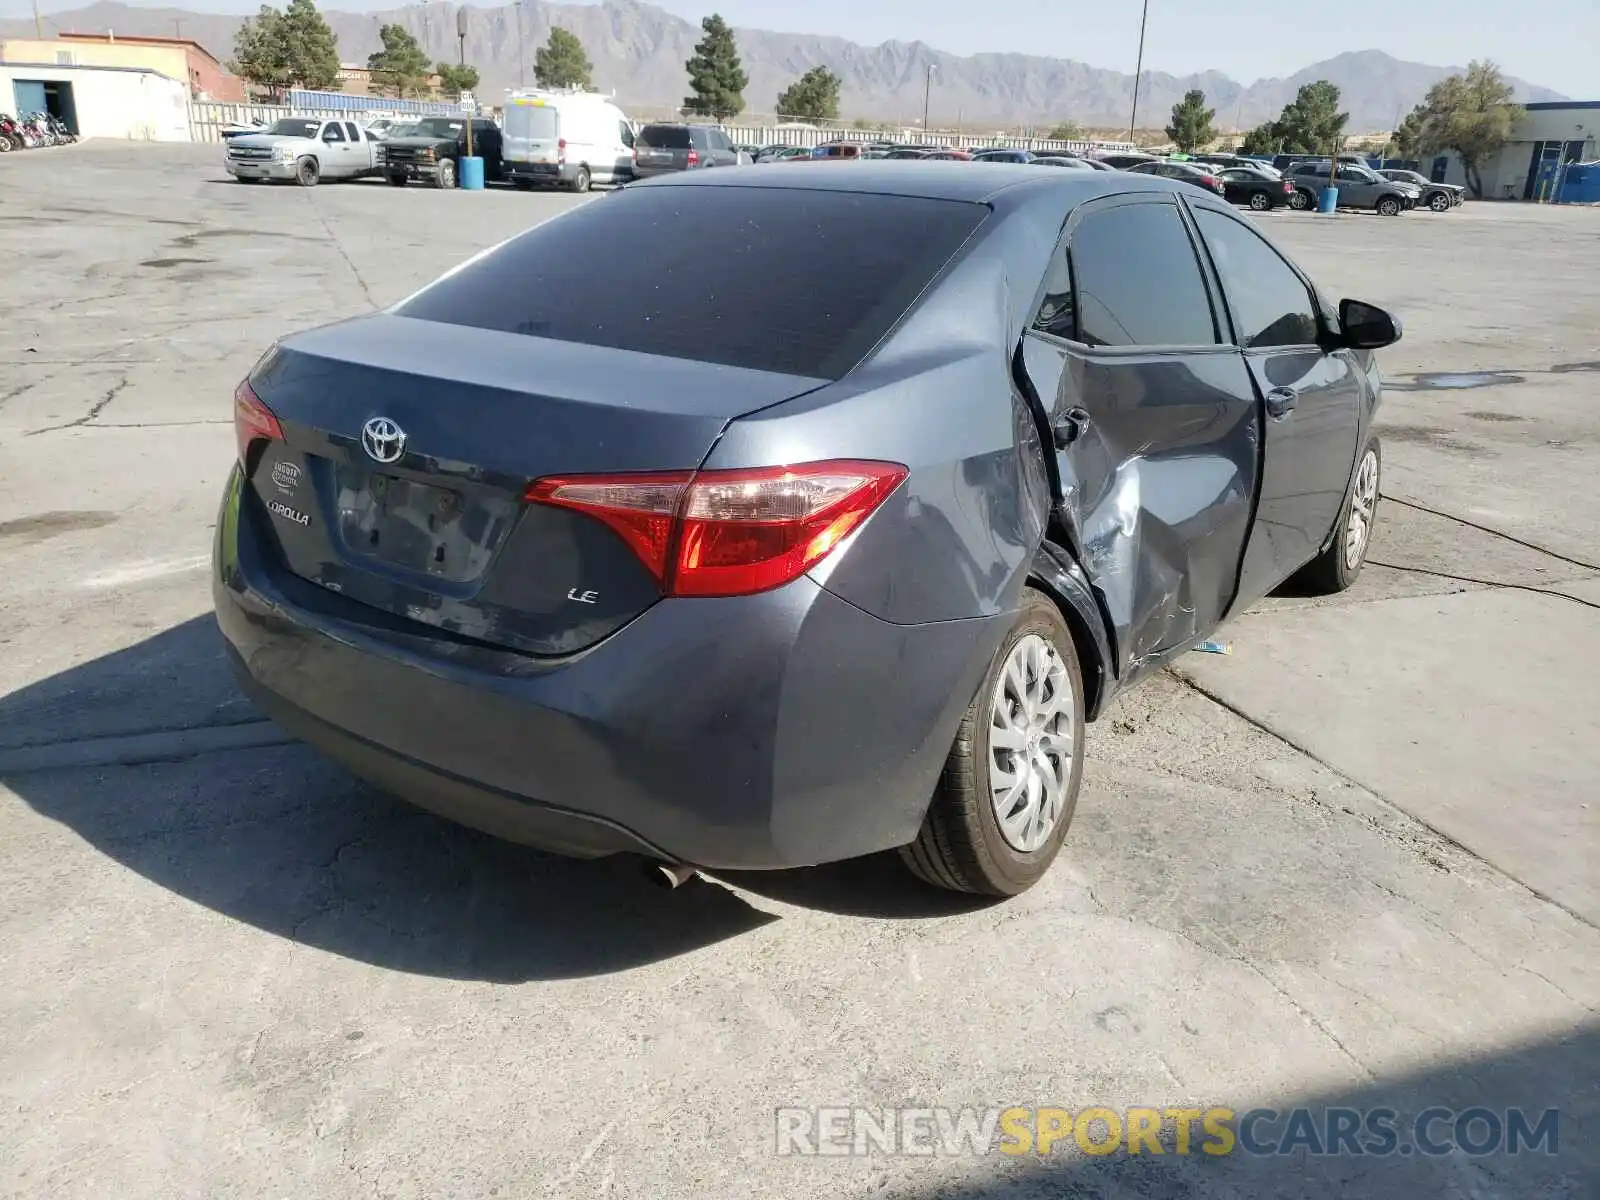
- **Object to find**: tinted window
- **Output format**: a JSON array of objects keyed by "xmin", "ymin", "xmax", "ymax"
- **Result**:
[
  {"xmin": 397, "ymin": 186, "xmax": 986, "ymax": 378},
  {"xmin": 639, "ymin": 124, "xmax": 691, "ymax": 149},
  {"xmin": 417, "ymin": 118, "xmax": 465, "ymax": 138},
  {"xmin": 343, "ymin": 122, "xmax": 360, "ymax": 141},
  {"xmin": 619, "ymin": 121, "xmax": 635, "ymax": 147},
  {"xmin": 1336, "ymin": 165, "xmax": 1368, "ymax": 182},
  {"xmin": 1031, "ymin": 247, "xmax": 1074, "ymax": 340},
  {"xmin": 1193, "ymin": 209, "xmax": 1320, "ymax": 349},
  {"xmin": 1068, "ymin": 203, "xmax": 1217, "ymax": 347},
  {"xmin": 267, "ymin": 119, "xmax": 320, "ymax": 138},
  {"xmin": 321, "ymin": 123, "xmax": 345, "ymax": 142}
]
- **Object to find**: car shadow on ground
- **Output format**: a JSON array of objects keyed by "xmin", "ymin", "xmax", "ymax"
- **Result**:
[
  {"xmin": 0, "ymin": 616, "xmax": 788, "ymax": 982},
  {"xmin": 0, "ymin": 614, "xmax": 977, "ymax": 981},
  {"xmin": 888, "ymin": 1023, "xmax": 1598, "ymax": 1199}
]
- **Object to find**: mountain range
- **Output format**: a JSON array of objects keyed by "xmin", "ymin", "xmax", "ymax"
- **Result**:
[{"xmin": 3, "ymin": 0, "xmax": 1567, "ymax": 130}]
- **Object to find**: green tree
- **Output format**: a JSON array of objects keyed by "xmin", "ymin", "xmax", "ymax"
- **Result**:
[
  {"xmin": 776, "ymin": 66, "xmax": 841, "ymax": 121},
  {"xmin": 436, "ymin": 61, "xmax": 480, "ymax": 94},
  {"xmin": 1165, "ymin": 89, "xmax": 1216, "ymax": 152},
  {"xmin": 1047, "ymin": 120, "xmax": 1082, "ymax": 141},
  {"xmin": 1416, "ymin": 61, "xmax": 1522, "ymax": 197},
  {"xmin": 1238, "ymin": 121, "xmax": 1280, "ymax": 156},
  {"xmin": 1390, "ymin": 104, "xmax": 1428, "ymax": 160},
  {"xmin": 231, "ymin": 7, "xmax": 293, "ymax": 100},
  {"xmin": 534, "ymin": 27, "xmax": 594, "ymax": 89},
  {"xmin": 368, "ymin": 23, "xmax": 431, "ymax": 97},
  {"xmin": 230, "ymin": 0, "xmax": 339, "ymax": 99},
  {"xmin": 684, "ymin": 14, "xmax": 746, "ymax": 121},
  {"xmin": 1271, "ymin": 80, "xmax": 1348, "ymax": 155}
]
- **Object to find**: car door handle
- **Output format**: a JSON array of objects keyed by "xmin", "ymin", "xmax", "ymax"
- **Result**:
[
  {"xmin": 1052, "ymin": 407, "xmax": 1092, "ymax": 448},
  {"xmin": 1265, "ymin": 387, "xmax": 1298, "ymax": 419}
]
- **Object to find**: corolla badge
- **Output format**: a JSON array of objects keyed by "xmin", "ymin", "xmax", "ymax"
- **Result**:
[{"xmin": 361, "ymin": 416, "xmax": 406, "ymax": 464}]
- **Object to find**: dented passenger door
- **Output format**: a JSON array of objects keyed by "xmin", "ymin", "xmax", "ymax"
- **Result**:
[{"xmin": 1016, "ymin": 195, "xmax": 1261, "ymax": 685}]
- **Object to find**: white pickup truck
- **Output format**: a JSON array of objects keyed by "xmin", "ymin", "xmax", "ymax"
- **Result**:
[{"xmin": 223, "ymin": 117, "xmax": 382, "ymax": 187}]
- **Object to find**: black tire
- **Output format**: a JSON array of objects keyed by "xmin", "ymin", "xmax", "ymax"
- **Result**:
[
  {"xmin": 1288, "ymin": 189, "xmax": 1311, "ymax": 211},
  {"xmin": 900, "ymin": 587, "xmax": 1086, "ymax": 896},
  {"xmin": 387, "ymin": 173, "xmax": 407, "ymax": 187},
  {"xmin": 434, "ymin": 158, "xmax": 456, "ymax": 189},
  {"xmin": 570, "ymin": 165, "xmax": 591, "ymax": 193},
  {"xmin": 295, "ymin": 156, "xmax": 319, "ymax": 187},
  {"xmin": 1429, "ymin": 192, "xmax": 1451, "ymax": 212},
  {"xmin": 1376, "ymin": 195, "xmax": 1401, "ymax": 216},
  {"xmin": 234, "ymin": 175, "xmax": 260, "ymax": 184},
  {"xmin": 1289, "ymin": 437, "xmax": 1381, "ymax": 594},
  {"xmin": 1248, "ymin": 190, "xmax": 1271, "ymax": 210}
]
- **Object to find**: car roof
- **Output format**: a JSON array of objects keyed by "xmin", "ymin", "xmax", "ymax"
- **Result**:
[{"xmin": 629, "ymin": 160, "xmax": 1183, "ymax": 205}]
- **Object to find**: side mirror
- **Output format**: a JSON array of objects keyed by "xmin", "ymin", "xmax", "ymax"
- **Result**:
[{"xmin": 1339, "ymin": 298, "xmax": 1402, "ymax": 350}]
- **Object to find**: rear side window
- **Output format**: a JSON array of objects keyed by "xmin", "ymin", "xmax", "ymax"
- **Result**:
[
  {"xmin": 322, "ymin": 123, "xmax": 345, "ymax": 142},
  {"xmin": 397, "ymin": 186, "xmax": 986, "ymax": 378},
  {"xmin": 1067, "ymin": 202, "xmax": 1217, "ymax": 347},
  {"xmin": 640, "ymin": 124, "xmax": 690, "ymax": 149},
  {"xmin": 1193, "ymin": 209, "xmax": 1320, "ymax": 349}
]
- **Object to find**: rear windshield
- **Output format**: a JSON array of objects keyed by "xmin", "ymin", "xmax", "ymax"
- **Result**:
[
  {"xmin": 507, "ymin": 104, "xmax": 558, "ymax": 138},
  {"xmin": 638, "ymin": 124, "xmax": 692, "ymax": 149},
  {"xmin": 396, "ymin": 185, "xmax": 986, "ymax": 378}
]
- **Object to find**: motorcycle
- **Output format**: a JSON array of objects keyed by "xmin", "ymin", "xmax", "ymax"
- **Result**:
[
  {"xmin": 44, "ymin": 113, "xmax": 74, "ymax": 144},
  {"xmin": 0, "ymin": 114, "xmax": 17, "ymax": 151},
  {"xmin": 26, "ymin": 114, "xmax": 57, "ymax": 147}
]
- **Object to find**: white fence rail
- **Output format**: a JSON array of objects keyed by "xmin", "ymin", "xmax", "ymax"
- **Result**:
[{"xmin": 189, "ymin": 99, "xmax": 1134, "ymax": 155}]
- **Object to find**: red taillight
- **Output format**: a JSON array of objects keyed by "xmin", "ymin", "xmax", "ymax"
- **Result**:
[
  {"xmin": 686, "ymin": 147, "xmax": 700, "ymax": 166},
  {"xmin": 233, "ymin": 378, "xmax": 282, "ymax": 464},
  {"xmin": 557, "ymin": 136, "xmax": 567, "ymax": 163},
  {"xmin": 1200, "ymin": 174, "xmax": 1220, "ymax": 187},
  {"xmin": 1282, "ymin": 180, "xmax": 1294, "ymax": 192},
  {"xmin": 527, "ymin": 460, "xmax": 909, "ymax": 597}
]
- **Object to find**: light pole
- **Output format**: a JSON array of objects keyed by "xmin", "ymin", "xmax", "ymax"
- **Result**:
[
  {"xmin": 1127, "ymin": 0, "xmax": 1150, "ymax": 143},
  {"xmin": 514, "ymin": 1, "xmax": 526, "ymax": 88},
  {"xmin": 923, "ymin": 63, "xmax": 936, "ymax": 136}
]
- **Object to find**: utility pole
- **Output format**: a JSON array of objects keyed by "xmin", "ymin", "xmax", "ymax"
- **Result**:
[
  {"xmin": 514, "ymin": 1, "xmax": 526, "ymax": 88},
  {"xmin": 171, "ymin": 17, "xmax": 184, "ymax": 39},
  {"xmin": 31, "ymin": 0, "xmax": 42, "ymax": 38},
  {"xmin": 922, "ymin": 62, "xmax": 936, "ymax": 133},
  {"xmin": 1128, "ymin": 0, "xmax": 1150, "ymax": 143},
  {"xmin": 457, "ymin": 7, "xmax": 472, "ymax": 155}
]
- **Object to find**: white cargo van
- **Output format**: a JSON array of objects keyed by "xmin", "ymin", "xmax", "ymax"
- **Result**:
[{"xmin": 502, "ymin": 89, "xmax": 636, "ymax": 192}]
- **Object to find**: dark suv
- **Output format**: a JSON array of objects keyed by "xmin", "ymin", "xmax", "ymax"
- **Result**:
[
  {"xmin": 632, "ymin": 123, "xmax": 742, "ymax": 176},
  {"xmin": 1285, "ymin": 161, "xmax": 1418, "ymax": 214},
  {"xmin": 381, "ymin": 117, "xmax": 503, "ymax": 189}
]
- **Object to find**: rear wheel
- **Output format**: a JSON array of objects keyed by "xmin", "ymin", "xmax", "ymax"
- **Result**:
[
  {"xmin": 1288, "ymin": 189, "xmax": 1311, "ymax": 210},
  {"xmin": 387, "ymin": 173, "xmax": 407, "ymax": 187},
  {"xmin": 1290, "ymin": 438, "xmax": 1381, "ymax": 594},
  {"xmin": 901, "ymin": 588, "xmax": 1085, "ymax": 896},
  {"xmin": 295, "ymin": 156, "xmax": 319, "ymax": 187},
  {"xmin": 1248, "ymin": 190, "xmax": 1271, "ymax": 211},
  {"xmin": 570, "ymin": 165, "xmax": 591, "ymax": 193},
  {"xmin": 1376, "ymin": 195, "xmax": 1401, "ymax": 216}
]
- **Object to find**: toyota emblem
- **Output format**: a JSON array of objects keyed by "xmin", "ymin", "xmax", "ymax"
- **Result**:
[{"xmin": 361, "ymin": 416, "xmax": 406, "ymax": 464}]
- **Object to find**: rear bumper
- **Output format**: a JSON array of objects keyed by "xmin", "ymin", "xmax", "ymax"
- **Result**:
[
  {"xmin": 213, "ymin": 469, "xmax": 1003, "ymax": 869},
  {"xmin": 632, "ymin": 162, "xmax": 685, "ymax": 178},
  {"xmin": 504, "ymin": 160, "xmax": 591, "ymax": 185}
]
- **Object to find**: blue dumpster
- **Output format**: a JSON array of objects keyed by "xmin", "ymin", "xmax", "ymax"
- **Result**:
[
  {"xmin": 1317, "ymin": 185, "xmax": 1339, "ymax": 214},
  {"xmin": 460, "ymin": 156, "xmax": 485, "ymax": 191}
]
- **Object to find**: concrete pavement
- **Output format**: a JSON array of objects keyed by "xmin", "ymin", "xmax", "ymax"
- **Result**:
[{"xmin": 1, "ymin": 143, "xmax": 1595, "ymax": 1199}]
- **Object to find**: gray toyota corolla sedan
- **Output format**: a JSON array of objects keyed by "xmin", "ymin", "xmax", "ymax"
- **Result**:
[{"xmin": 215, "ymin": 163, "xmax": 1399, "ymax": 895}]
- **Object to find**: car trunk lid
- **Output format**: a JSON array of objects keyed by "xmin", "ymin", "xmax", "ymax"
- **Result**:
[{"xmin": 243, "ymin": 314, "xmax": 826, "ymax": 656}]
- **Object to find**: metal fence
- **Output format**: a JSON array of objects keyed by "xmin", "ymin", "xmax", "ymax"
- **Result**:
[
  {"xmin": 189, "ymin": 98, "xmax": 1134, "ymax": 155},
  {"xmin": 189, "ymin": 97, "xmax": 463, "ymax": 143}
]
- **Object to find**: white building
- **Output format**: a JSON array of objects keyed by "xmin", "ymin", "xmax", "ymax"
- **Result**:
[
  {"xmin": 0, "ymin": 62, "xmax": 192, "ymax": 141},
  {"xmin": 1428, "ymin": 101, "xmax": 1599, "ymax": 200}
]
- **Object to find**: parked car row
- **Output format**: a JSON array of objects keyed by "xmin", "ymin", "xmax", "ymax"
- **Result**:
[{"xmin": 219, "ymin": 102, "xmax": 1464, "ymax": 219}]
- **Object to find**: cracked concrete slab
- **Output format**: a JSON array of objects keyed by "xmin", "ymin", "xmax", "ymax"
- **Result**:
[{"xmin": 1, "ymin": 143, "xmax": 1596, "ymax": 1200}]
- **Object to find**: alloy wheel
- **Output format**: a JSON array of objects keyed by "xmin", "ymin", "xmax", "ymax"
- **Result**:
[
  {"xmin": 1345, "ymin": 448, "xmax": 1379, "ymax": 569},
  {"xmin": 987, "ymin": 633, "xmax": 1076, "ymax": 853},
  {"xmin": 1249, "ymin": 191, "xmax": 1270, "ymax": 210}
]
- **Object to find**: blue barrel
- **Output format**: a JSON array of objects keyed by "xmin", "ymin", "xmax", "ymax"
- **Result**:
[
  {"xmin": 1317, "ymin": 185, "xmax": 1339, "ymax": 214},
  {"xmin": 459, "ymin": 156, "xmax": 485, "ymax": 191}
]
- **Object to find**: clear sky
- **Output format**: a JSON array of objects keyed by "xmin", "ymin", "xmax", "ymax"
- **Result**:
[{"xmin": 17, "ymin": 0, "xmax": 1597, "ymax": 95}]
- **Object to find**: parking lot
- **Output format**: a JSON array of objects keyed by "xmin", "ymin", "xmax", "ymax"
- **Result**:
[{"xmin": 2, "ymin": 141, "xmax": 1597, "ymax": 1199}]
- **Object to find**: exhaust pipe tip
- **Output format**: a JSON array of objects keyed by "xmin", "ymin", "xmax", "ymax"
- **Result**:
[{"xmin": 647, "ymin": 860, "xmax": 700, "ymax": 890}]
